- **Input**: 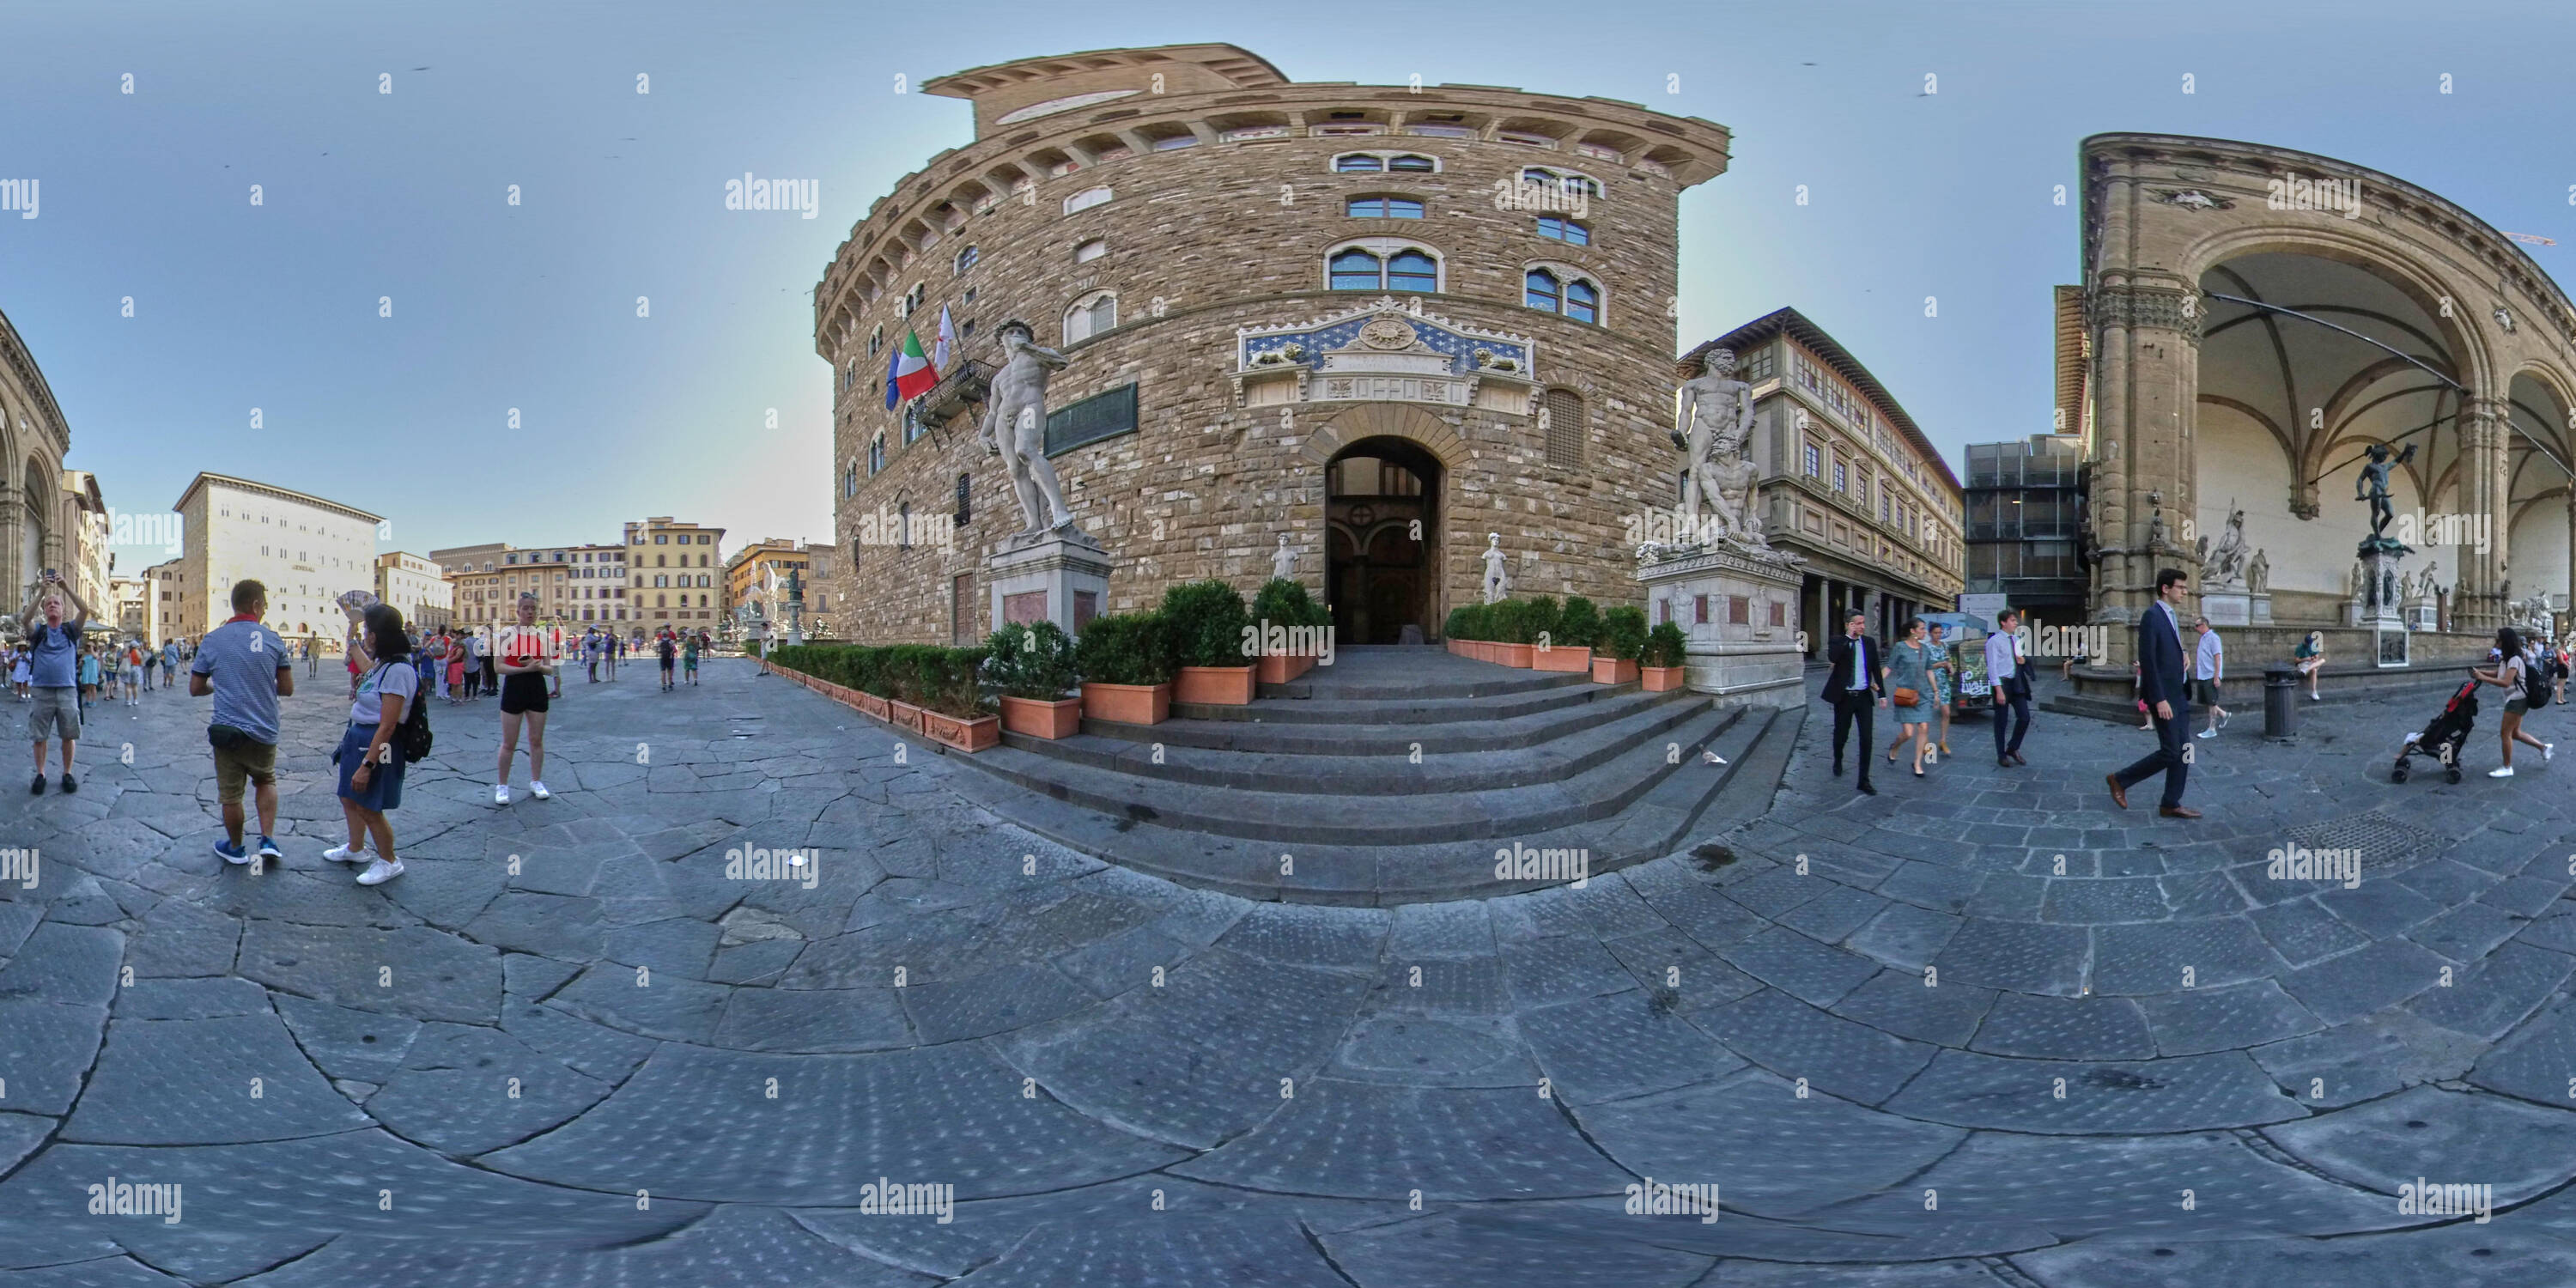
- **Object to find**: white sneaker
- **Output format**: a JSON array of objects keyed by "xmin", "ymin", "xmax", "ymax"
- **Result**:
[
  {"xmin": 530, "ymin": 781, "xmax": 550, "ymax": 800},
  {"xmin": 355, "ymin": 857, "xmax": 405, "ymax": 885},
  {"xmin": 2549, "ymin": 744, "xmax": 2557, "ymax": 762},
  {"xmin": 494, "ymin": 784, "xmax": 511, "ymax": 805},
  {"xmin": 2196, "ymin": 728, "xmax": 2218, "ymax": 739},
  {"xmin": 2310, "ymin": 693, "xmax": 2322, "ymax": 702},
  {"xmin": 2490, "ymin": 766, "xmax": 2517, "ymax": 779},
  {"xmin": 322, "ymin": 841, "xmax": 369, "ymax": 865}
]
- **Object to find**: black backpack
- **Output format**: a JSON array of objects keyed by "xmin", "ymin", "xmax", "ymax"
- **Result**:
[
  {"xmin": 371, "ymin": 662, "xmax": 435, "ymax": 763},
  {"xmin": 2525, "ymin": 653, "xmax": 2554, "ymax": 708}
]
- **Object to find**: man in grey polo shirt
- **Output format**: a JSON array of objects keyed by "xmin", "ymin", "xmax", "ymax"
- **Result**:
[
  {"xmin": 21, "ymin": 573, "xmax": 93, "ymax": 794},
  {"xmin": 191, "ymin": 580, "xmax": 293, "ymax": 865}
]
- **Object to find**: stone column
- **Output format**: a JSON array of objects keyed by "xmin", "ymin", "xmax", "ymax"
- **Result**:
[
  {"xmin": 2087, "ymin": 280, "xmax": 2203, "ymax": 671},
  {"xmin": 2456, "ymin": 396, "xmax": 2511, "ymax": 633}
]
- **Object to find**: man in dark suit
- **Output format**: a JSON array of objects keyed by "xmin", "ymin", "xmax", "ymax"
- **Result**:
[
  {"xmin": 1988, "ymin": 607, "xmax": 2032, "ymax": 767},
  {"xmin": 2108, "ymin": 568, "xmax": 2199, "ymax": 818},
  {"xmin": 1822, "ymin": 610, "xmax": 1883, "ymax": 795}
]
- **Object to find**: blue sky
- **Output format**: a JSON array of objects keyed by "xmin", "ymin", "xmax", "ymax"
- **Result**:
[{"xmin": 3, "ymin": 0, "xmax": 2570, "ymax": 575}]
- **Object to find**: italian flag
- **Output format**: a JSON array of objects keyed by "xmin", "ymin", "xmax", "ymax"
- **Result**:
[{"xmin": 885, "ymin": 327, "xmax": 938, "ymax": 408}]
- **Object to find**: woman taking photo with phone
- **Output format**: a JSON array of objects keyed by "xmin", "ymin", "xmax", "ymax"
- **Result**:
[{"xmin": 325, "ymin": 603, "xmax": 416, "ymax": 885}]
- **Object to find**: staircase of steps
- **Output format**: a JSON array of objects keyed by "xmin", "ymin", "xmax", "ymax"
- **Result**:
[{"xmin": 938, "ymin": 645, "xmax": 1805, "ymax": 905}]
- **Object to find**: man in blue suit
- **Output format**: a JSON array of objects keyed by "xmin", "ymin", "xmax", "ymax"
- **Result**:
[
  {"xmin": 2108, "ymin": 568, "xmax": 2199, "ymax": 818},
  {"xmin": 1822, "ymin": 609, "xmax": 1883, "ymax": 796}
]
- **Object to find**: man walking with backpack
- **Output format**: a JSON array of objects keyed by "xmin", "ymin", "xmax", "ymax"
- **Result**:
[{"xmin": 191, "ymin": 580, "xmax": 292, "ymax": 866}]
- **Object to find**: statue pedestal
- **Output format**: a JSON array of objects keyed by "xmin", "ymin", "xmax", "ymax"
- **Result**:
[
  {"xmin": 1637, "ymin": 544, "xmax": 1805, "ymax": 710},
  {"xmin": 987, "ymin": 529, "xmax": 1111, "ymax": 638},
  {"xmin": 2251, "ymin": 593, "xmax": 2273, "ymax": 625},
  {"xmin": 2403, "ymin": 601, "xmax": 2437, "ymax": 632},
  {"xmin": 2202, "ymin": 587, "xmax": 2251, "ymax": 628}
]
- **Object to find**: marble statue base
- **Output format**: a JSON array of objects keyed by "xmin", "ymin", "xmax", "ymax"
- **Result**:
[
  {"xmin": 988, "ymin": 528, "xmax": 1111, "ymax": 638},
  {"xmin": 2404, "ymin": 602, "xmax": 2437, "ymax": 632},
  {"xmin": 1637, "ymin": 544, "xmax": 1805, "ymax": 711},
  {"xmin": 2201, "ymin": 590, "xmax": 2250, "ymax": 628}
]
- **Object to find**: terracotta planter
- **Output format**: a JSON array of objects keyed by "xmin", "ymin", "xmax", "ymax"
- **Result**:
[
  {"xmin": 1175, "ymin": 665, "xmax": 1256, "ymax": 705},
  {"xmin": 1534, "ymin": 645, "xmax": 1591, "ymax": 673},
  {"xmin": 921, "ymin": 709, "xmax": 1000, "ymax": 752},
  {"xmin": 999, "ymin": 695, "xmax": 1082, "ymax": 739},
  {"xmin": 1493, "ymin": 643, "xmax": 1535, "ymax": 668},
  {"xmin": 856, "ymin": 692, "xmax": 891, "ymax": 720},
  {"xmin": 1082, "ymin": 681, "xmax": 1171, "ymax": 726},
  {"xmin": 1445, "ymin": 639, "xmax": 1464, "ymax": 657},
  {"xmin": 1641, "ymin": 665, "xmax": 1686, "ymax": 692},
  {"xmin": 887, "ymin": 700, "xmax": 927, "ymax": 732},
  {"xmin": 1259, "ymin": 652, "xmax": 1318, "ymax": 684},
  {"xmin": 1591, "ymin": 657, "xmax": 1639, "ymax": 684}
]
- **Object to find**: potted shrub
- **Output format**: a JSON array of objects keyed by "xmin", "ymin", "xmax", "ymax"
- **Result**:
[
  {"xmin": 1642, "ymin": 621, "xmax": 1689, "ymax": 692},
  {"xmin": 882, "ymin": 644, "xmax": 936, "ymax": 732},
  {"xmin": 1485, "ymin": 598, "xmax": 1537, "ymax": 668},
  {"xmin": 1253, "ymin": 579, "xmax": 1329, "ymax": 683},
  {"xmin": 986, "ymin": 622, "xmax": 1083, "ymax": 738},
  {"xmin": 1534, "ymin": 594, "xmax": 1594, "ymax": 673},
  {"xmin": 1162, "ymin": 580, "xmax": 1256, "ymax": 705},
  {"xmin": 1077, "ymin": 612, "xmax": 1176, "ymax": 726},
  {"xmin": 919, "ymin": 645, "xmax": 1000, "ymax": 751},
  {"xmin": 1593, "ymin": 605, "xmax": 1646, "ymax": 684}
]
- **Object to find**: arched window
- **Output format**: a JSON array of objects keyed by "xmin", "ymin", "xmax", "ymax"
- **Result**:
[
  {"xmin": 1524, "ymin": 267, "xmax": 1602, "ymax": 323},
  {"xmin": 1346, "ymin": 196, "xmax": 1425, "ymax": 219},
  {"xmin": 1333, "ymin": 154, "xmax": 1384, "ymax": 173},
  {"xmin": 868, "ymin": 437, "xmax": 885, "ymax": 475},
  {"xmin": 956, "ymin": 472, "xmax": 972, "ymax": 524},
  {"xmin": 1328, "ymin": 243, "xmax": 1441, "ymax": 293},
  {"xmin": 1062, "ymin": 186, "xmax": 1111, "ymax": 216},
  {"xmin": 1536, "ymin": 216, "xmax": 1589, "ymax": 245},
  {"xmin": 953, "ymin": 245, "xmax": 979, "ymax": 275},
  {"xmin": 1064, "ymin": 291, "xmax": 1118, "ymax": 343},
  {"xmin": 1524, "ymin": 268, "xmax": 1560, "ymax": 313},
  {"xmin": 1388, "ymin": 250, "xmax": 1437, "ymax": 293},
  {"xmin": 1074, "ymin": 238, "xmax": 1107, "ymax": 264},
  {"xmin": 868, "ymin": 325, "xmax": 883, "ymax": 358},
  {"xmin": 1388, "ymin": 154, "xmax": 1435, "ymax": 172},
  {"xmin": 1329, "ymin": 248, "xmax": 1382, "ymax": 291}
]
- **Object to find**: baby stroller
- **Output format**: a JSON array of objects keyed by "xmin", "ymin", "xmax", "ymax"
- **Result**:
[{"xmin": 2393, "ymin": 673, "xmax": 2480, "ymax": 784}]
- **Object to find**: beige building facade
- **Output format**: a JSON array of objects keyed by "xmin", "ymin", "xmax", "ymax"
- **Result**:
[
  {"xmin": 817, "ymin": 43, "xmax": 1731, "ymax": 644},
  {"xmin": 725, "ymin": 538, "xmax": 834, "ymax": 637},
  {"xmin": 1682, "ymin": 309, "xmax": 1965, "ymax": 653},
  {"xmin": 375, "ymin": 551, "xmax": 453, "ymax": 631},
  {"xmin": 172, "ymin": 473, "xmax": 380, "ymax": 641},
  {"xmin": 433, "ymin": 541, "xmax": 630, "ymax": 628},
  {"xmin": 624, "ymin": 517, "xmax": 724, "ymax": 639}
]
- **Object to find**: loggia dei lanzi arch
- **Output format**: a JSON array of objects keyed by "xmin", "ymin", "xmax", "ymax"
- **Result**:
[{"xmin": 2079, "ymin": 132, "xmax": 2576, "ymax": 679}]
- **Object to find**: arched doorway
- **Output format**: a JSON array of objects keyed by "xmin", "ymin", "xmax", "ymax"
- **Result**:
[{"xmin": 1327, "ymin": 437, "xmax": 1442, "ymax": 645}]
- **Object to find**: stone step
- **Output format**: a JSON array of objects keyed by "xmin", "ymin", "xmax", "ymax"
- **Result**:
[
  {"xmin": 941, "ymin": 703, "xmax": 1786, "ymax": 905},
  {"xmin": 951, "ymin": 702, "xmax": 1741, "ymax": 848},
  {"xmin": 1255, "ymin": 657, "xmax": 1595, "ymax": 702},
  {"xmin": 1145, "ymin": 676, "xmax": 1627, "ymax": 728},
  {"xmin": 1066, "ymin": 684, "xmax": 1696, "ymax": 757},
  {"xmin": 997, "ymin": 689, "xmax": 1716, "ymax": 794}
]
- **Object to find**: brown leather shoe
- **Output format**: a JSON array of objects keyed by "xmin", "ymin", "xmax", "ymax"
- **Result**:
[
  {"xmin": 2105, "ymin": 774, "xmax": 2128, "ymax": 810},
  {"xmin": 2159, "ymin": 805, "xmax": 2202, "ymax": 819},
  {"xmin": 2008, "ymin": 752, "xmax": 2027, "ymax": 767}
]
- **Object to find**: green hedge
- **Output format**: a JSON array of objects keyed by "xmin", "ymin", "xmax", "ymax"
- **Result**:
[
  {"xmin": 1159, "ymin": 580, "xmax": 1251, "ymax": 668},
  {"xmin": 766, "ymin": 642, "xmax": 992, "ymax": 717},
  {"xmin": 1643, "ymin": 621, "xmax": 1689, "ymax": 669},
  {"xmin": 1599, "ymin": 605, "xmax": 1649, "ymax": 661},
  {"xmin": 1252, "ymin": 578, "xmax": 1330, "ymax": 631},
  {"xmin": 1076, "ymin": 612, "xmax": 1177, "ymax": 686},
  {"xmin": 1443, "ymin": 603, "xmax": 1488, "ymax": 641},
  {"xmin": 981, "ymin": 621, "xmax": 1079, "ymax": 701},
  {"xmin": 1555, "ymin": 596, "xmax": 1600, "ymax": 653}
]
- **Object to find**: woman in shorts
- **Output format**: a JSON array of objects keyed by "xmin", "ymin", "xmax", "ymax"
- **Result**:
[
  {"xmin": 2292, "ymin": 631, "xmax": 2324, "ymax": 702},
  {"xmin": 494, "ymin": 594, "xmax": 553, "ymax": 804},
  {"xmin": 2471, "ymin": 626, "xmax": 2552, "ymax": 779},
  {"xmin": 324, "ymin": 603, "xmax": 415, "ymax": 886}
]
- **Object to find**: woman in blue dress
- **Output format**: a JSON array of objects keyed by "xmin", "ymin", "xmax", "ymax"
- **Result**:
[{"xmin": 1881, "ymin": 616, "xmax": 1937, "ymax": 778}]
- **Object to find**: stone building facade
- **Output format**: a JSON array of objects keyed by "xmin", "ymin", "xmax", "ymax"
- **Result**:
[
  {"xmin": 0, "ymin": 307, "xmax": 74, "ymax": 610},
  {"xmin": 171, "ymin": 473, "xmax": 381, "ymax": 641},
  {"xmin": 817, "ymin": 44, "xmax": 1731, "ymax": 644},
  {"xmin": 2076, "ymin": 133, "xmax": 2576, "ymax": 682},
  {"xmin": 1680, "ymin": 309, "xmax": 1965, "ymax": 653}
]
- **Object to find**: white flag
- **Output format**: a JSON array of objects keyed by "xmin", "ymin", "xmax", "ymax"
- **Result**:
[{"xmin": 934, "ymin": 305, "xmax": 954, "ymax": 370}]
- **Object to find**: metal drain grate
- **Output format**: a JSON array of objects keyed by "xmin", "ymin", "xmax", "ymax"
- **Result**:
[{"xmin": 2279, "ymin": 810, "xmax": 2448, "ymax": 874}]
